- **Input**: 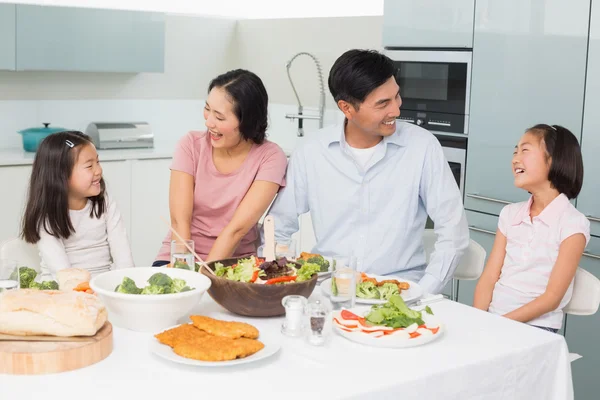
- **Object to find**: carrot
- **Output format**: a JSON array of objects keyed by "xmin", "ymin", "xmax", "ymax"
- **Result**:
[{"xmin": 73, "ymin": 282, "xmax": 91, "ymax": 292}]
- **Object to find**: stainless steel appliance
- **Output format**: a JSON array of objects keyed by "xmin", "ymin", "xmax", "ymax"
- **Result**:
[
  {"xmin": 386, "ymin": 49, "xmax": 472, "ymax": 135},
  {"xmin": 85, "ymin": 122, "xmax": 154, "ymax": 150}
]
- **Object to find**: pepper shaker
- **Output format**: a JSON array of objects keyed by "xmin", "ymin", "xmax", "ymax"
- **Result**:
[{"xmin": 305, "ymin": 296, "xmax": 332, "ymax": 346}]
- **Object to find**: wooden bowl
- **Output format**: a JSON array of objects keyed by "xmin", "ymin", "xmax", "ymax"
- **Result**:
[{"xmin": 201, "ymin": 258, "xmax": 318, "ymax": 317}]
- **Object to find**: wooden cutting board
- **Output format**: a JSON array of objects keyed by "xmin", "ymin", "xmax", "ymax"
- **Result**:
[{"xmin": 0, "ymin": 322, "xmax": 113, "ymax": 375}]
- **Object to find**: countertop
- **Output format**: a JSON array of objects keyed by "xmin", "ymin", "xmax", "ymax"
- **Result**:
[{"xmin": 0, "ymin": 146, "xmax": 294, "ymax": 167}]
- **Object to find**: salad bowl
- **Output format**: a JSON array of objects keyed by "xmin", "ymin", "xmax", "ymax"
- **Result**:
[{"xmin": 202, "ymin": 256, "xmax": 318, "ymax": 317}]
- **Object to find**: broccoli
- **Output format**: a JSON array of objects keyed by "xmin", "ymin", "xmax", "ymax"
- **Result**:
[
  {"xmin": 171, "ymin": 278, "xmax": 187, "ymax": 293},
  {"xmin": 306, "ymin": 256, "xmax": 330, "ymax": 273},
  {"xmin": 173, "ymin": 260, "xmax": 192, "ymax": 270},
  {"xmin": 141, "ymin": 285, "xmax": 166, "ymax": 295},
  {"xmin": 115, "ymin": 277, "xmax": 143, "ymax": 294},
  {"xmin": 29, "ymin": 280, "xmax": 59, "ymax": 290},
  {"xmin": 147, "ymin": 272, "xmax": 173, "ymax": 288},
  {"xmin": 9, "ymin": 266, "xmax": 38, "ymax": 289},
  {"xmin": 180, "ymin": 286, "xmax": 192, "ymax": 292}
]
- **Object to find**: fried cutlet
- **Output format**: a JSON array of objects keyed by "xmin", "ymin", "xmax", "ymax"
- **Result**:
[
  {"xmin": 173, "ymin": 336, "xmax": 264, "ymax": 361},
  {"xmin": 190, "ymin": 315, "xmax": 259, "ymax": 339},
  {"xmin": 154, "ymin": 323, "xmax": 210, "ymax": 348}
]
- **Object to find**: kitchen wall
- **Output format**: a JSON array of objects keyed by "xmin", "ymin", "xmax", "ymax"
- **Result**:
[{"xmin": 0, "ymin": 13, "xmax": 383, "ymax": 152}]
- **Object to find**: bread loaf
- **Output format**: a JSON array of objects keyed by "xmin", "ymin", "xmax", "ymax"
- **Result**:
[
  {"xmin": 57, "ymin": 268, "xmax": 91, "ymax": 292},
  {"xmin": 0, "ymin": 289, "xmax": 107, "ymax": 337}
]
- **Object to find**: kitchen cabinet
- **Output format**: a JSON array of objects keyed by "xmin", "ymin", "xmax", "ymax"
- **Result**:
[
  {"xmin": 0, "ymin": 4, "xmax": 16, "ymax": 70},
  {"xmin": 465, "ymin": 0, "xmax": 590, "ymax": 216},
  {"xmin": 577, "ymin": 0, "xmax": 600, "ymax": 238},
  {"xmin": 0, "ymin": 165, "xmax": 32, "ymax": 243},
  {"xmin": 383, "ymin": 0, "xmax": 475, "ymax": 49},
  {"xmin": 16, "ymin": 5, "xmax": 165, "ymax": 72},
  {"xmin": 130, "ymin": 159, "xmax": 171, "ymax": 267},
  {"xmin": 564, "ymin": 236, "xmax": 600, "ymax": 400}
]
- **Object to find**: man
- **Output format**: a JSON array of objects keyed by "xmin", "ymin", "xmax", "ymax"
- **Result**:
[{"xmin": 269, "ymin": 49, "xmax": 469, "ymax": 294}]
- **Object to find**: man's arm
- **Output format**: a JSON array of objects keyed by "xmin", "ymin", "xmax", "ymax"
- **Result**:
[
  {"xmin": 418, "ymin": 140, "xmax": 470, "ymax": 294},
  {"xmin": 269, "ymin": 149, "xmax": 309, "ymax": 246}
]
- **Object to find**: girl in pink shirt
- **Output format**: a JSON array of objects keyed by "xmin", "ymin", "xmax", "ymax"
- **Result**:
[
  {"xmin": 474, "ymin": 124, "xmax": 590, "ymax": 332},
  {"xmin": 155, "ymin": 69, "xmax": 287, "ymax": 264}
]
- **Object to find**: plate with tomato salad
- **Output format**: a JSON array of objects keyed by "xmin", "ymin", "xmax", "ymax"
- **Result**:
[{"xmin": 332, "ymin": 295, "xmax": 444, "ymax": 348}]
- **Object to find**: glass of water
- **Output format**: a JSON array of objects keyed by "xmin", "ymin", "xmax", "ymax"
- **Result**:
[
  {"xmin": 330, "ymin": 255, "xmax": 357, "ymax": 310},
  {"xmin": 0, "ymin": 259, "xmax": 19, "ymax": 293},
  {"xmin": 170, "ymin": 240, "xmax": 195, "ymax": 271}
]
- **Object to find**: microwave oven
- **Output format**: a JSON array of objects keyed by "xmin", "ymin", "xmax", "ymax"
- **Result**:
[{"xmin": 385, "ymin": 49, "xmax": 472, "ymax": 135}]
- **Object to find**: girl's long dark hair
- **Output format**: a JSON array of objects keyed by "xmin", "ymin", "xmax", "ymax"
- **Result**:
[{"xmin": 21, "ymin": 131, "xmax": 107, "ymax": 243}]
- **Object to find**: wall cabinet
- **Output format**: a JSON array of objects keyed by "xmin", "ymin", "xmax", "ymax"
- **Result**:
[
  {"xmin": 15, "ymin": 5, "xmax": 165, "ymax": 72},
  {"xmin": 0, "ymin": 4, "xmax": 16, "ymax": 71}
]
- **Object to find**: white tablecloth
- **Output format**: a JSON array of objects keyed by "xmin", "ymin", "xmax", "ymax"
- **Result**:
[{"xmin": 0, "ymin": 293, "xmax": 573, "ymax": 400}]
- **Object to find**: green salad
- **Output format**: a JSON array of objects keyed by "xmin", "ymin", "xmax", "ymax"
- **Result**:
[
  {"xmin": 365, "ymin": 294, "xmax": 434, "ymax": 328},
  {"xmin": 9, "ymin": 266, "xmax": 59, "ymax": 290},
  {"xmin": 114, "ymin": 272, "xmax": 193, "ymax": 294},
  {"xmin": 214, "ymin": 256, "xmax": 320, "ymax": 285},
  {"xmin": 356, "ymin": 281, "xmax": 400, "ymax": 300}
]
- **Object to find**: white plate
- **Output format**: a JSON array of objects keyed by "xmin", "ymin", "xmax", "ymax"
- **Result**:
[
  {"xmin": 150, "ymin": 326, "xmax": 281, "ymax": 367},
  {"xmin": 320, "ymin": 274, "xmax": 423, "ymax": 305},
  {"xmin": 333, "ymin": 309, "xmax": 444, "ymax": 348}
]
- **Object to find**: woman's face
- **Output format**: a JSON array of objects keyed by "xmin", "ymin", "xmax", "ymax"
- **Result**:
[{"xmin": 203, "ymin": 87, "xmax": 243, "ymax": 149}]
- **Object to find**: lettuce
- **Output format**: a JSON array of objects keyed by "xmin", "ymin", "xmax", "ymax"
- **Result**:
[
  {"xmin": 365, "ymin": 294, "xmax": 424, "ymax": 328},
  {"xmin": 295, "ymin": 263, "xmax": 320, "ymax": 282}
]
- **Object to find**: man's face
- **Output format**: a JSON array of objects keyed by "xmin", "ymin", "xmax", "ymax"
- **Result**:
[{"xmin": 344, "ymin": 76, "xmax": 402, "ymax": 138}]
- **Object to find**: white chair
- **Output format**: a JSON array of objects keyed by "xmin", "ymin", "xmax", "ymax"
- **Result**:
[
  {"xmin": 0, "ymin": 237, "xmax": 42, "ymax": 271},
  {"xmin": 563, "ymin": 267, "xmax": 600, "ymax": 363},
  {"xmin": 423, "ymin": 229, "xmax": 486, "ymax": 301}
]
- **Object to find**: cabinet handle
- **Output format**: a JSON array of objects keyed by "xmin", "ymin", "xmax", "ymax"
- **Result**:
[
  {"xmin": 468, "ymin": 226, "xmax": 496, "ymax": 235},
  {"xmin": 586, "ymin": 216, "xmax": 600, "ymax": 223},
  {"xmin": 466, "ymin": 194, "xmax": 511, "ymax": 205},
  {"xmin": 583, "ymin": 252, "xmax": 600, "ymax": 260}
]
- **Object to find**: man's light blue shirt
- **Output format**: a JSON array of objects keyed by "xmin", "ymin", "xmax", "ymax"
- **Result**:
[{"xmin": 269, "ymin": 121, "xmax": 469, "ymax": 294}]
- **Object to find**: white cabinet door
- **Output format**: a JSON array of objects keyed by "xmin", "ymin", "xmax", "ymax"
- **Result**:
[
  {"xmin": 101, "ymin": 160, "xmax": 132, "ymax": 243},
  {"xmin": 130, "ymin": 159, "xmax": 171, "ymax": 267},
  {"xmin": 0, "ymin": 165, "xmax": 32, "ymax": 243}
]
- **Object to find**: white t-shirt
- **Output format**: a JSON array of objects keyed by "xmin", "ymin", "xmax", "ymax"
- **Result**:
[
  {"xmin": 348, "ymin": 141, "xmax": 383, "ymax": 169},
  {"xmin": 37, "ymin": 196, "xmax": 135, "ymax": 276},
  {"xmin": 488, "ymin": 194, "xmax": 590, "ymax": 329}
]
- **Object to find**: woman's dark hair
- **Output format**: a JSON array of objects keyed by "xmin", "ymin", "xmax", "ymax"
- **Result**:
[
  {"xmin": 21, "ymin": 131, "xmax": 106, "ymax": 243},
  {"xmin": 328, "ymin": 49, "xmax": 397, "ymax": 109},
  {"xmin": 208, "ymin": 69, "xmax": 269, "ymax": 144},
  {"xmin": 527, "ymin": 124, "xmax": 584, "ymax": 199}
]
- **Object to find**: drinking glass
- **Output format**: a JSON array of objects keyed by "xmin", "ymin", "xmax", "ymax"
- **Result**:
[
  {"xmin": 0, "ymin": 259, "xmax": 19, "ymax": 293},
  {"xmin": 275, "ymin": 237, "xmax": 298, "ymax": 260},
  {"xmin": 170, "ymin": 240, "xmax": 195, "ymax": 271},
  {"xmin": 329, "ymin": 255, "xmax": 357, "ymax": 310}
]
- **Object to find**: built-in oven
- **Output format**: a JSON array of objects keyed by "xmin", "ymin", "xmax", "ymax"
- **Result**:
[{"xmin": 385, "ymin": 49, "xmax": 472, "ymax": 135}]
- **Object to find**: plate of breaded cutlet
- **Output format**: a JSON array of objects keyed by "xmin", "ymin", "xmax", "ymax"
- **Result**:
[{"xmin": 151, "ymin": 315, "xmax": 281, "ymax": 366}]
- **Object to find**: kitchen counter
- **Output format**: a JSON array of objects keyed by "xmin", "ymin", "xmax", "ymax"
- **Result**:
[
  {"xmin": 0, "ymin": 146, "xmax": 294, "ymax": 166},
  {"xmin": 0, "ymin": 292, "xmax": 573, "ymax": 400},
  {"xmin": 0, "ymin": 147, "xmax": 177, "ymax": 166}
]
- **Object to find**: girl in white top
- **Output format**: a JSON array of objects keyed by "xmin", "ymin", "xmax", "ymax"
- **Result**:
[
  {"xmin": 474, "ymin": 124, "xmax": 590, "ymax": 332},
  {"xmin": 21, "ymin": 131, "xmax": 134, "ymax": 276}
]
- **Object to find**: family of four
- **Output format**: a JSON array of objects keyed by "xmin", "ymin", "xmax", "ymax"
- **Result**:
[{"xmin": 21, "ymin": 49, "xmax": 589, "ymax": 334}]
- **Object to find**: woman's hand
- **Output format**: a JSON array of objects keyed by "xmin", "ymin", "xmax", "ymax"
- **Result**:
[
  {"xmin": 169, "ymin": 170, "xmax": 194, "ymax": 240},
  {"xmin": 206, "ymin": 180, "xmax": 280, "ymax": 262}
]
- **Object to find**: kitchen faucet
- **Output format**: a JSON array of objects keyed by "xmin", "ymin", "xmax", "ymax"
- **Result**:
[{"xmin": 285, "ymin": 52, "xmax": 325, "ymax": 137}]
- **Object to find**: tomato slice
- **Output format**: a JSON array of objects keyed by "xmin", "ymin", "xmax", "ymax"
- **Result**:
[
  {"xmin": 333, "ymin": 317, "xmax": 358, "ymax": 329},
  {"xmin": 340, "ymin": 310, "xmax": 360, "ymax": 321},
  {"xmin": 428, "ymin": 327, "xmax": 440, "ymax": 334},
  {"xmin": 409, "ymin": 332, "xmax": 421, "ymax": 338}
]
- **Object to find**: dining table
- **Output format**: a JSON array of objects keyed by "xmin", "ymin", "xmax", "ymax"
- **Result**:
[{"xmin": 0, "ymin": 288, "xmax": 573, "ymax": 400}]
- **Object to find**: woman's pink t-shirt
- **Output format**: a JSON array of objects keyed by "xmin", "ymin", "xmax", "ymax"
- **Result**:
[{"xmin": 156, "ymin": 131, "xmax": 287, "ymax": 261}]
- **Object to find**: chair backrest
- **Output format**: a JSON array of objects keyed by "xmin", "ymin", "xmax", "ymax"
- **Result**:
[
  {"xmin": 0, "ymin": 238, "xmax": 42, "ymax": 272},
  {"xmin": 422, "ymin": 229, "xmax": 486, "ymax": 281},
  {"xmin": 564, "ymin": 267, "xmax": 600, "ymax": 316}
]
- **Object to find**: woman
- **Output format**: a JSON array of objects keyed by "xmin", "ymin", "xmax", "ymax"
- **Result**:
[{"xmin": 154, "ymin": 69, "xmax": 287, "ymax": 265}]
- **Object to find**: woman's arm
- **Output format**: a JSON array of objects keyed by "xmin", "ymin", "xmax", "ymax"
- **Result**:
[
  {"xmin": 169, "ymin": 170, "xmax": 195, "ymax": 240},
  {"xmin": 503, "ymin": 233, "xmax": 586, "ymax": 323},
  {"xmin": 473, "ymin": 230, "xmax": 507, "ymax": 311},
  {"xmin": 206, "ymin": 180, "xmax": 280, "ymax": 262}
]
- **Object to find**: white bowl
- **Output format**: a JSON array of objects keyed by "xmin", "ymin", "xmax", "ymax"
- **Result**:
[{"xmin": 90, "ymin": 267, "xmax": 211, "ymax": 332}]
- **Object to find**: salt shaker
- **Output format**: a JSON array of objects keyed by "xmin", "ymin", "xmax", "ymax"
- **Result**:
[
  {"xmin": 281, "ymin": 295, "xmax": 307, "ymax": 337},
  {"xmin": 305, "ymin": 296, "xmax": 332, "ymax": 346}
]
